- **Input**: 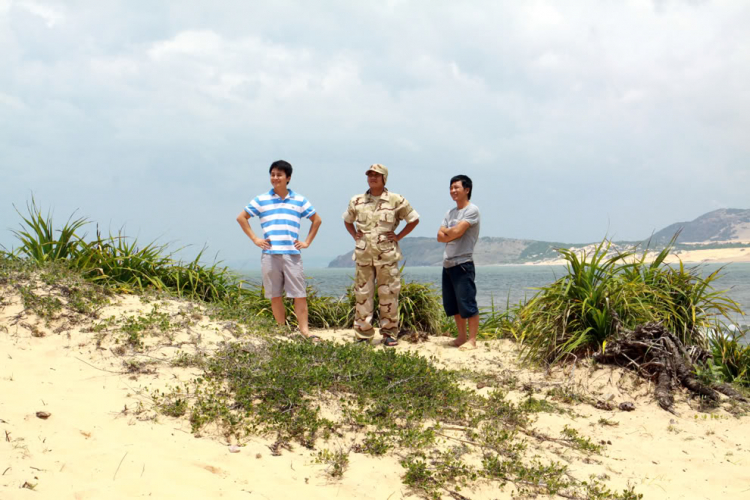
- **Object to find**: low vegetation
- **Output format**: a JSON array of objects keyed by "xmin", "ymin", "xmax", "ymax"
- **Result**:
[
  {"xmin": 3, "ymin": 200, "xmax": 750, "ymax": 497},
  {"xmin": 3, "ymin": 201, "xmax": 748, "ymax": 387},
  {"xmin": 516, "ymin": 238, "xmax": 743, "ymax": 363},
  {"xmin": 154, "ymin": 338, "xmax": 640, "ymax": 498}
]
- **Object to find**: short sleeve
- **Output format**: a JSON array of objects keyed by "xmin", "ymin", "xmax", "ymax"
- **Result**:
[
  {"xmin": 396, "ymin": 196, "xmax": 419, "ymax": 224},
  {"xmin": 463, "ymin": 206, "xmax": 480, "ymax": 226},
  {"xmin": 299, "ymin": 197, "xmax": 316, "ymax": 219},
  {"xmin": 244, "ymin": 198, "xmax": 261, "ymax": 218},
  {"xmin": 342, "ymin": 197, "xmax": 357, "ymax": 223},
  {"xmin": 441, "ymin": 210, "xmax": 450, "ymax": 228}
]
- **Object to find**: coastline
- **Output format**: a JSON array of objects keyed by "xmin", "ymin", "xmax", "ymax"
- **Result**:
[
  {"xmin": 523, "ymin": 247, "xmax": 750, "ymax": 266},
  {"xmin": 324, "ymin": 247, "xmax": 750, "ymax": 269}
]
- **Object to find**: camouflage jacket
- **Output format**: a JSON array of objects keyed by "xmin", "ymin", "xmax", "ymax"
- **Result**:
[{"xmin": 342, "ymin": 189, "xmax": 420, "ymax": 266}]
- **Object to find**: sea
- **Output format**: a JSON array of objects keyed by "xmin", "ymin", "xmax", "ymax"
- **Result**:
[{"xmin": 238, "ymin": 263, "xmax": 750, "ymax": 327}]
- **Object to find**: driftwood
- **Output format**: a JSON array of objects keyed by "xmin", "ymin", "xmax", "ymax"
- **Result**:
[{"xmin": 594, "ymin": 322, "xmax": 747, "ymax": 413}]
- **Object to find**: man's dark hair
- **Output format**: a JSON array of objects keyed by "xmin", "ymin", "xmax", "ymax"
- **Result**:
[
  {"xmin": 450, "ymin": 174, "xmax": 473, "ymax": 200},
  {"xmin": 269, "ymin": 160, "xmax": 293, "ymax": 184}
]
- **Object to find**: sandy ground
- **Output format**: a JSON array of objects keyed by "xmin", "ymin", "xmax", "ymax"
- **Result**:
[
  {"xmin": 663, "ymin": 247, "xmax": 750, "ymax": 264},
  {"xmin": 2, "ymin": 285, "xmax": 750, "ymax": 499},
  {"xmin": 528, "ymin": 247, "xmax": 750, "ymax": 266}
]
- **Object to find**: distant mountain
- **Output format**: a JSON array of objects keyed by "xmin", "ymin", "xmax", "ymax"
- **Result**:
[
  {"xmin": 651, "ymin": 209, "xmax": 750, "ymax": 244},
  {"xmin": 327, "ymin": 208, "xmax": 750, "ymax": 267},
  {"xmin": 327, "ymin": 236, "xmax": 570, "ymax": 268}
]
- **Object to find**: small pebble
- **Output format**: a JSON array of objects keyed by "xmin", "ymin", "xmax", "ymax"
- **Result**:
[{"xmin": 618, "ymin": 402, "xmax": 635, "ymax": 412}]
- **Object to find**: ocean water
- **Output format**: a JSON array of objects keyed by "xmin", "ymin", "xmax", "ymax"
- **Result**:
[{"xmin": 239, "ymin": 263, "xmax": 750, "ymax": 325}]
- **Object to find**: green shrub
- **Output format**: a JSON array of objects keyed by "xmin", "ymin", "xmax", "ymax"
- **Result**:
[
  {"xmin": 11, "ymin": 198, "xmax": 87, "ymax": 264},
  {"xmin": 232, "ymin": 275, "xmax": 446, "ymax": 333},
  {"xmin": 154, "ymin": 339, "xmax": 637, "ymax": 497},
  {"xmin": 517, "ymin": 237, "xmax": 743, "ymax": 363},
  {"xmin": 704, "ymin": 328, "xmax": 750, "ymax": 387},
  {"xmin": 8, "ymin": 200, "xmax": 245, "ymax": 302},
  {"xmin": 392, "ymin": 279, "xmax": 444, "ymax": 334},
  {"xmin": 8, "ymin": 200, "xmax": 452, "ymax": 334}
]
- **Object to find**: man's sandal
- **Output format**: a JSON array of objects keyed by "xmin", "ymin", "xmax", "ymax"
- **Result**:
[{"xmin": 382, "ymin": 336, "xmax": 398, "ymax": 347}]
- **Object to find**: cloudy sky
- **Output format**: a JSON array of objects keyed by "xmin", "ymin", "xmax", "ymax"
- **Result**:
[{"xmin": 1, "ymin": 0, "xmax": 748, "ymax": 268}]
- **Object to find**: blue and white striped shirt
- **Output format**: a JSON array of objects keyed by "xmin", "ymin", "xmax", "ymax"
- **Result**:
[{"xmin": 244, "ymin": 189, "xmax": 316, "ymax": 255}]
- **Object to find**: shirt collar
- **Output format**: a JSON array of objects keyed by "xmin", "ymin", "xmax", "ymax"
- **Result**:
[
  {"xmin": 365, "ymin": 188, "xmax": 389, "ymax": 199},
  {"xmin": 268, "ymin": 188, "xmax": 295, "ymax": 200}
]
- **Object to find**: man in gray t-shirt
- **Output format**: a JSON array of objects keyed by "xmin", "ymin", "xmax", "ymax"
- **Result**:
[{"xmin": 437, "ymin": 175, "xmax": 481, "ymax": 351}]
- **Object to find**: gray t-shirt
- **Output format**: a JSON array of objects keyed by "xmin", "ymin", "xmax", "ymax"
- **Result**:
[{"xmin": 442, "ymin": 203, "xmax": 480, "ymax": 267}]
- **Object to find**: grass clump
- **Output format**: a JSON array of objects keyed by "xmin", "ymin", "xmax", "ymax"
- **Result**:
[
  {"xmin": 703, "ymin": 328, "xmax": 750, "ymax": 387},
  {"xmin": 482, "ymin": 457, "xmax": 570, "ymax": 495},
  {"xmin": 401, "ymin": 447, "xmax": 478, "ymax": 499},
  {"xmin": 154, "ymin": 339, "xmax": 630, "ymax": 498},
  {"xmin": 546, "ymin": 386, "xmax": 587, "ymax": 405},
  {"xmin": 560, "ymin": 425, "xmax": 604, "ymax": 453},
  {"xmin": 171, "ymin": 351, "xmax": 207, "ymax": 368},
  {"xmin": 10, "ymin": 198, "xmax": 86, "ymax": 264},
  {"xmin": 118, "ymin": 305, "xmax": 174, "ymax": 349},
  {"xmin": 189, "ymin": 340, "xmax": 470, "ymax": 441},
  {"xmin": 9, "ymin": 263, "xmax": 112, "ymax": 325},
  {"xmin": 516, "ymin": 237, "xmax": 743, "ymax": 364},
  {"xmin": 8, "ymin": 199, "xmax": 241, "ymax": 302},
  {"xmin": 395, "ymin": 280, "xmax": 444, "ymax": 335},
  {"xmin": 18, "ymin": 284, "xmax": 64, "ymax": 321},
  {"xmin": 359, "ymin": 431, "xmax": 392, "ymax": 455},
  {"xmin": 315, "ymin": 448, "xmax": 350, "ymax": 478},
  {"xmin": 7, "ymin": 200, "xmax": 449, "ymax": 336},
  {"xmin": 159, "ymin": 396, "xmax": 189, "ymax": 417},
  {"xmin": 520, "ymin": 396, "xmax": 561, "ymax": 414}
]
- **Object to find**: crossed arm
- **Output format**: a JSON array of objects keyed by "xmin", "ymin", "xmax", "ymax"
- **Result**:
[
  {"xmin": 437, "ymin": 221, "xmax": 471, "ymax": 243},
  {"xmin": 237, "ymin": 211, "xmax": 322, "ymax": 250}
]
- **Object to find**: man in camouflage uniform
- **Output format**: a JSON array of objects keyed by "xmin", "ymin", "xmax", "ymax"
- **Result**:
[{"xmin": 343, "ymin": 164, "xmax": 420, "ymax": 346}]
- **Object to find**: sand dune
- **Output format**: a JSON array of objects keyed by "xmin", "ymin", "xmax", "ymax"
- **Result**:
[
  {"xmin": 2, "ymin": 284, "xmax": 750, "ymax": 499},
  {"xmin": 528, "ymin": 247, "xmax": 750, "ymax": 266}
]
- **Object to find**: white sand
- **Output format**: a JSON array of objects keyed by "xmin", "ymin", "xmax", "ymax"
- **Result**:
[
  {"xmin": 2, "ymin": 286, "xmax": 750, "ymax": 499},
  {"xmin": 528, "ymin": 246, "xmax": 750, "ymax": 266}
]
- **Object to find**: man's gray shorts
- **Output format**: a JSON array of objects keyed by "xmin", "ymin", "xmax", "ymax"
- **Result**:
[{"xmin": 261, "ymin": 253, "xmax": 307, "ymax": 299}]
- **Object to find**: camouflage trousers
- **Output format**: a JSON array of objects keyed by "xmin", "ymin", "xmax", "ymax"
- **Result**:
[{"xmin": 353, "ymin": 262, "xmax": 401, "ymax": 339}]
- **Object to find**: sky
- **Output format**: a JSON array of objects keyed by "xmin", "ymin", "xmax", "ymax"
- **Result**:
[{"xmin": 1, "ymin": 0, "xmax": 749, "ymax": 269}]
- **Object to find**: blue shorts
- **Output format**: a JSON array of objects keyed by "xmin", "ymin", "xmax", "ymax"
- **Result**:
[{"xmin": 442, "ymin": 261, "xmax": 479, "ymax": 319}]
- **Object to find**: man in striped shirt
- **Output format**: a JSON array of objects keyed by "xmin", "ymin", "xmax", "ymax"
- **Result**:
[{"xmin": 236, "ymin": 160, "xmax": 323, "ymax": 340}]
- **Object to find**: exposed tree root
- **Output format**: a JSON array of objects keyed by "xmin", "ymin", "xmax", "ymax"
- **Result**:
[
  {"xmin": 594, "ymin": 322, "xmax": 745, "ymax": 413},
  {"xmin": 714, "ymin": 383, "xmax": 749, "ymax": 402}
]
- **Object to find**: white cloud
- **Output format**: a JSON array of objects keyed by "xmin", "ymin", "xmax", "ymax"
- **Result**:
[
  {"xmin": 0, "ymin": 0, "xmax": 748, "ymax": 255},
  {"xmin": 148, "ymin": 30, "xmax": 224, "ymax": 60},
  {"xmin": 0, "ymin": 90, "xmax": 24, "ymax": 109},
  {"xmin": 16, "ymin": 0, "xmax": 63, "ymax": 27}
]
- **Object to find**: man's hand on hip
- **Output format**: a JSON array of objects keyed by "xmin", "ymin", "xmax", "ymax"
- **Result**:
[
  {"xmin": 253, "ymin": 238, "xmax": 271, "ymax": 250},
  {"xmin": 384, "ymin": 231, "xmax": 400, "ymax": 242}
]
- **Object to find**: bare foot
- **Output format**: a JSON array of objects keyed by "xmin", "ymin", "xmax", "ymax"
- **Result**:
[
  {"xmin": 449, "ymin": 337, "xmax": 467, "ymax": 348},
  {"xmin": 299, "ymin": 331, "xmax": 321, "ymax": 342},
  {"xmin": 458, "ymin": 343, "xmax": 477, "ymax": 351}
]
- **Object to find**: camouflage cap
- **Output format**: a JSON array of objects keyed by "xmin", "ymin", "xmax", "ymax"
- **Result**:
[{"xmin": 365, "ymin": 163, "xmax": 388, "ymax": 184}]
